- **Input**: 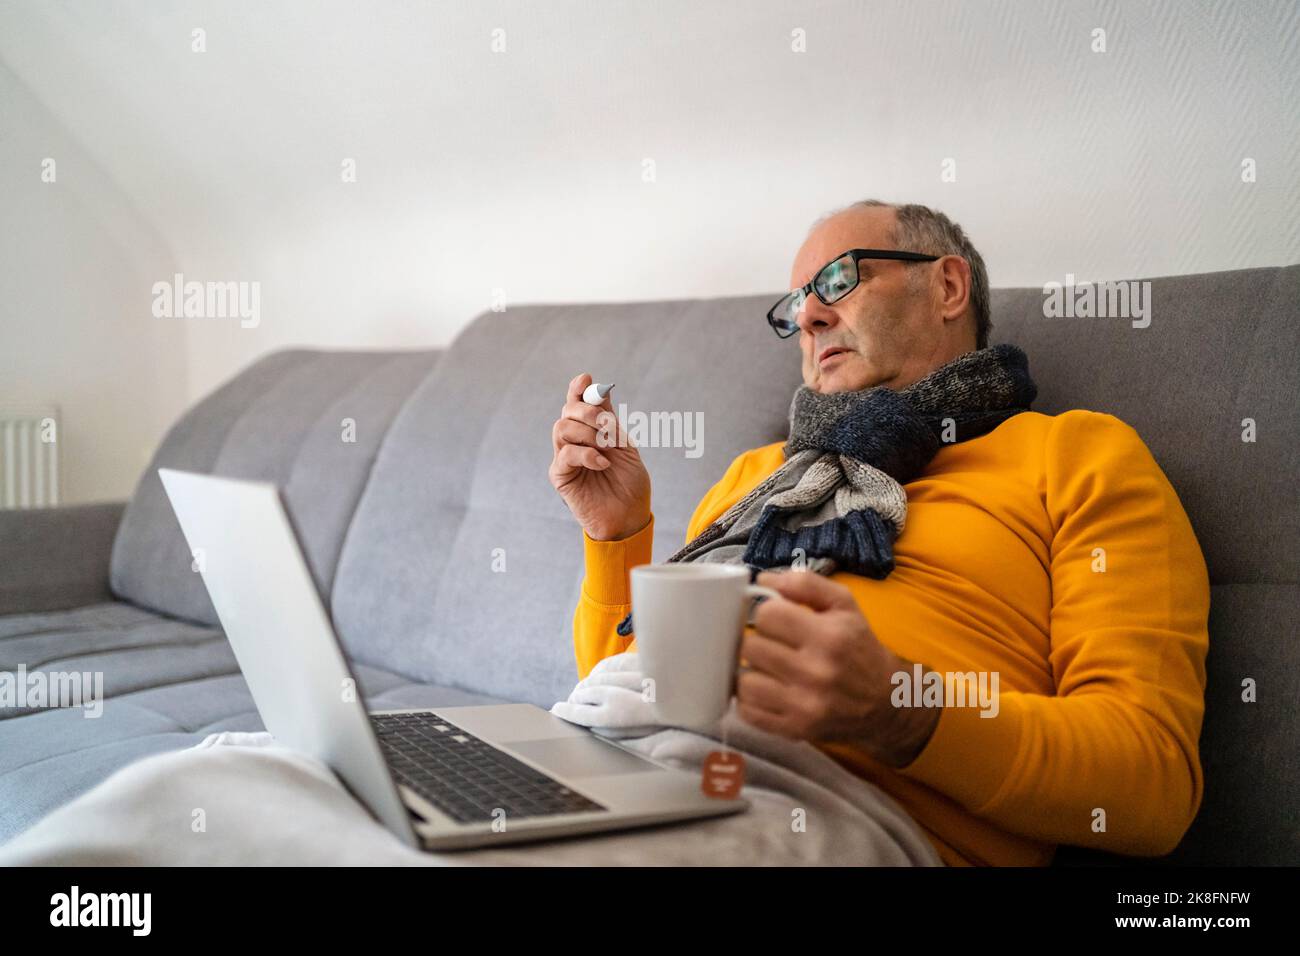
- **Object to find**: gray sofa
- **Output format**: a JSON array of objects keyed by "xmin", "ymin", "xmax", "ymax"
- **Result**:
[{"xmin": 2, "ymin": 265, "xmax": 1296, "ymax": 866}]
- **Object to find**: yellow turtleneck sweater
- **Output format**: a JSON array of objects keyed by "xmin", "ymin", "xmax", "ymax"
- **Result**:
[{"xmin": 571, "ymin": 409, "xmax": 1210, "ymax": 867}]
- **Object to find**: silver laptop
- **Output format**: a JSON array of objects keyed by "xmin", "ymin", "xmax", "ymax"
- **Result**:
[{"xmin": 158, "ymin": 468, "xmax": 747, "ymax": 851}]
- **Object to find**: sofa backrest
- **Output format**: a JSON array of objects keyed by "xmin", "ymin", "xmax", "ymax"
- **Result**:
[
  {"xmin": 110, "ymin": 349, "xmax": 442, "ymax": 625},
  {"xmin": 330, "ymin": 299, "xmax": 805, "ymax": 705}
]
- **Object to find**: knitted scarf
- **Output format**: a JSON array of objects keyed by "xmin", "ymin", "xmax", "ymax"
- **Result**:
[{"xmin": 615, "ymin": 343, "xmax": 1037, "ymax": 637}]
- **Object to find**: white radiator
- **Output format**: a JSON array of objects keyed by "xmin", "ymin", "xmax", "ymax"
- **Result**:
[{"xmin": 0, "ymin": 406, "xmax": 61, "ymax": 508}]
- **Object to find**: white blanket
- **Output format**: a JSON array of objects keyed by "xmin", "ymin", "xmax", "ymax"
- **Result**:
[{"xmin": 0, "ymin": 663, "xmax": 942, "ymax": 866}]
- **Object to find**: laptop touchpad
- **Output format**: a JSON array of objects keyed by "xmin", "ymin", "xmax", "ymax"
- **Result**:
[{"xmin": 508, "ymin": 737, "xmax": 661, "ymax": 778}]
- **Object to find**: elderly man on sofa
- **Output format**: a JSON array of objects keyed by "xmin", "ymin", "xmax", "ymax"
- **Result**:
[{"xmin": 549, "ymin": 199, "xmax": 1210, "ymax": 867}]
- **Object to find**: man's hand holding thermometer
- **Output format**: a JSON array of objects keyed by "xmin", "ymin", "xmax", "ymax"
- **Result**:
[{"xmin": 549, "ymin": 373, "xmax": 652, "ymax": 542}]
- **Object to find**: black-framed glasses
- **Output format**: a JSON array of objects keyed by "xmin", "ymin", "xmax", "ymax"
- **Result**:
[{"xmin": 766, "ymin": 248, "xmax": 941, "ymax": 338}]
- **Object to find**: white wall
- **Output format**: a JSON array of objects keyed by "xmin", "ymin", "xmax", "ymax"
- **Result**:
[
  {"xmin": 1, "ymin": 0, "xmax": 1296, "ymax": 503},
  {"xmin": 0, "ymin": 60, "xmax": 187, "ymax": 505}
]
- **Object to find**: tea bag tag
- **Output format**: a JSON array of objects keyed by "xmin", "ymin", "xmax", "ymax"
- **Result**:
[{"xmin": 701, "ymin": 749, "xmax": 746, "ymax": 799}]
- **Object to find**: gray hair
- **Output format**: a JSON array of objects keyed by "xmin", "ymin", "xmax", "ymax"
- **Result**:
[{"xmin": 815, "ymin": 200, "xmax": 991, "ymax": 349}]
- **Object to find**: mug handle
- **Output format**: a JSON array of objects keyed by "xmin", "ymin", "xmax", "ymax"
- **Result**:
[
  {"xmin": 734, "ymin": 584, "xmax": 782, "ymax": 688},
  {"xmin": 743, "ymin": 584, "xmax": 780, "ymax": 625}
]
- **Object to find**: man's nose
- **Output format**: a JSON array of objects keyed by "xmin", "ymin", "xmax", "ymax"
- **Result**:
[{"xmin": 796, "ymin": 294, "xmax": 838, "ymax": 335}]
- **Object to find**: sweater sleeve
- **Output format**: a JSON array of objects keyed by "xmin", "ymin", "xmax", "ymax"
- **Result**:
[
  {"xmin": 571, "ymin": 448, "xmax": 757, "ymax": 680},
  {"xmin": 896, "ymin": 410, "xmax": 1211, "ymax": 856},
  {"xmin": 571, "ymin": 514, "xmax": 655, "ymax": 680}
]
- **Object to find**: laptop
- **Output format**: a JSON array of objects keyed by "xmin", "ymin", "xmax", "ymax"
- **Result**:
[{"xmin": 158, "ymin": 468, "xmax": 748, "ymax": 851}]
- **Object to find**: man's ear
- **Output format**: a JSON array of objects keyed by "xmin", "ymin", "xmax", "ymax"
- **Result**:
[{"xmin": 937, "ymin": 255, "xmax": 972, "ymax": 324}]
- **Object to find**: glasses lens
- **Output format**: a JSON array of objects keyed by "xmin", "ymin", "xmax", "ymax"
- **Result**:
[
  {"xmin": 768, "ymin": 289, "xmax": 802, "ymax": 337},
  {"xmin": 814, "ymin": 253, "xmax": 859, "ymax": 303}
]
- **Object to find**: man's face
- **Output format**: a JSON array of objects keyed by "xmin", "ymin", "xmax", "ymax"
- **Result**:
[{"xmin": 790, "ymin": 206, "xmax": 949, "ymax": 393}]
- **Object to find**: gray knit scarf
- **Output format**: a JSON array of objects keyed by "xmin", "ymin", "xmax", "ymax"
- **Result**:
[{"xmin": 616, "ymin": 343, "xmax": 1037, "ymax": 637}]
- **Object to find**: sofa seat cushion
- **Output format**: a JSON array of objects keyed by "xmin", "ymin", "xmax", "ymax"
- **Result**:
[
  {"xmin": 0, "ymin": 604, "xmax": 513, "ymax": 841},
  {"xmin": 0, "ymin": 602, "xmax": 233, "ymax": 719}
]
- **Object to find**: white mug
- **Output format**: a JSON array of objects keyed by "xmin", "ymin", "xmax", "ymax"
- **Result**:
[{"xmin": 630, "ymin": 563, "xmax": 779, "ymax": 729}]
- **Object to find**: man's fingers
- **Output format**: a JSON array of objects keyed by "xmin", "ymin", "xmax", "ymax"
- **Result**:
[
  {"xmin": 553, "ymin": 442, "xmax": 609, "ymax": 477},
  {"xmin": 745, "ymin": 569, "xmax": 860, "ymax": 649},
  {"xmin": 563, "ymin": 375, "xmax": 626, "ymax": 443},
  {"xmin": 561, "ymin": 401, "xmax": 602, "ymax": 429},
  {"xmin": 747, "ymin": 593, "xmax": 821, "ymax": 649},
  {"xmin": 736, "ymin": 702, "xmax": 792, "ymax": 738},
  {"xmin": 738, "ymin": 627, "xmax": 802, "ymax": 680},
  {"xmin": 735, "ymin": 670, "xmax": 799, "ymax": 738},
  {"xmin": 735, "ymin": 668, "xmax": 789, "ymax": 717},
  {"xmin": 567, "ymin": 372, "xmax": 592, "ymax": 404},
  {"xmin": 561, "ymin": 402, "xmax": 628, "ymax": 451},
  {"xmin": 552, "ymin": 417, "xmax": 600, "ymax": 453},
  {"xmin": 756, "ymin": 568, "xmax": 858, "ymax": 613}
]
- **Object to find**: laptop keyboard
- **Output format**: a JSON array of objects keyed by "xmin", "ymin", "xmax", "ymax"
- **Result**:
[{"xmin": 370, "ymin": 711, "xmax": 608, "ymax": 824}]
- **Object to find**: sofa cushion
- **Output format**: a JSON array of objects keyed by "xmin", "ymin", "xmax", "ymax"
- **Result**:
[
  {"xmin": 0, "ymin": 503, "xmax": 126, "ymax": 616},
  {"xmin": 1173, "ymin": 582, "xmax": 1300, "ymax": 865},
  {"xmin": 109, "ymin": 349, "xmax": 442, "ymax": 625},
  {"xmin": 0, "ymin": 644, "xmax": 510, "ymax": 840},
  {"xmin": 0, "ymin": 602, "xmax": 233, "ymax": 720},
  {"xmin": 330, "ymin": 299, "xmax": 805, "ymax": 707}
]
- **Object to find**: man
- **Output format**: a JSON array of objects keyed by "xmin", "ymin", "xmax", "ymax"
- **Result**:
[{"xmin": 548, "ymin": 200, "xmax": 1210, "ymax": 867}]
